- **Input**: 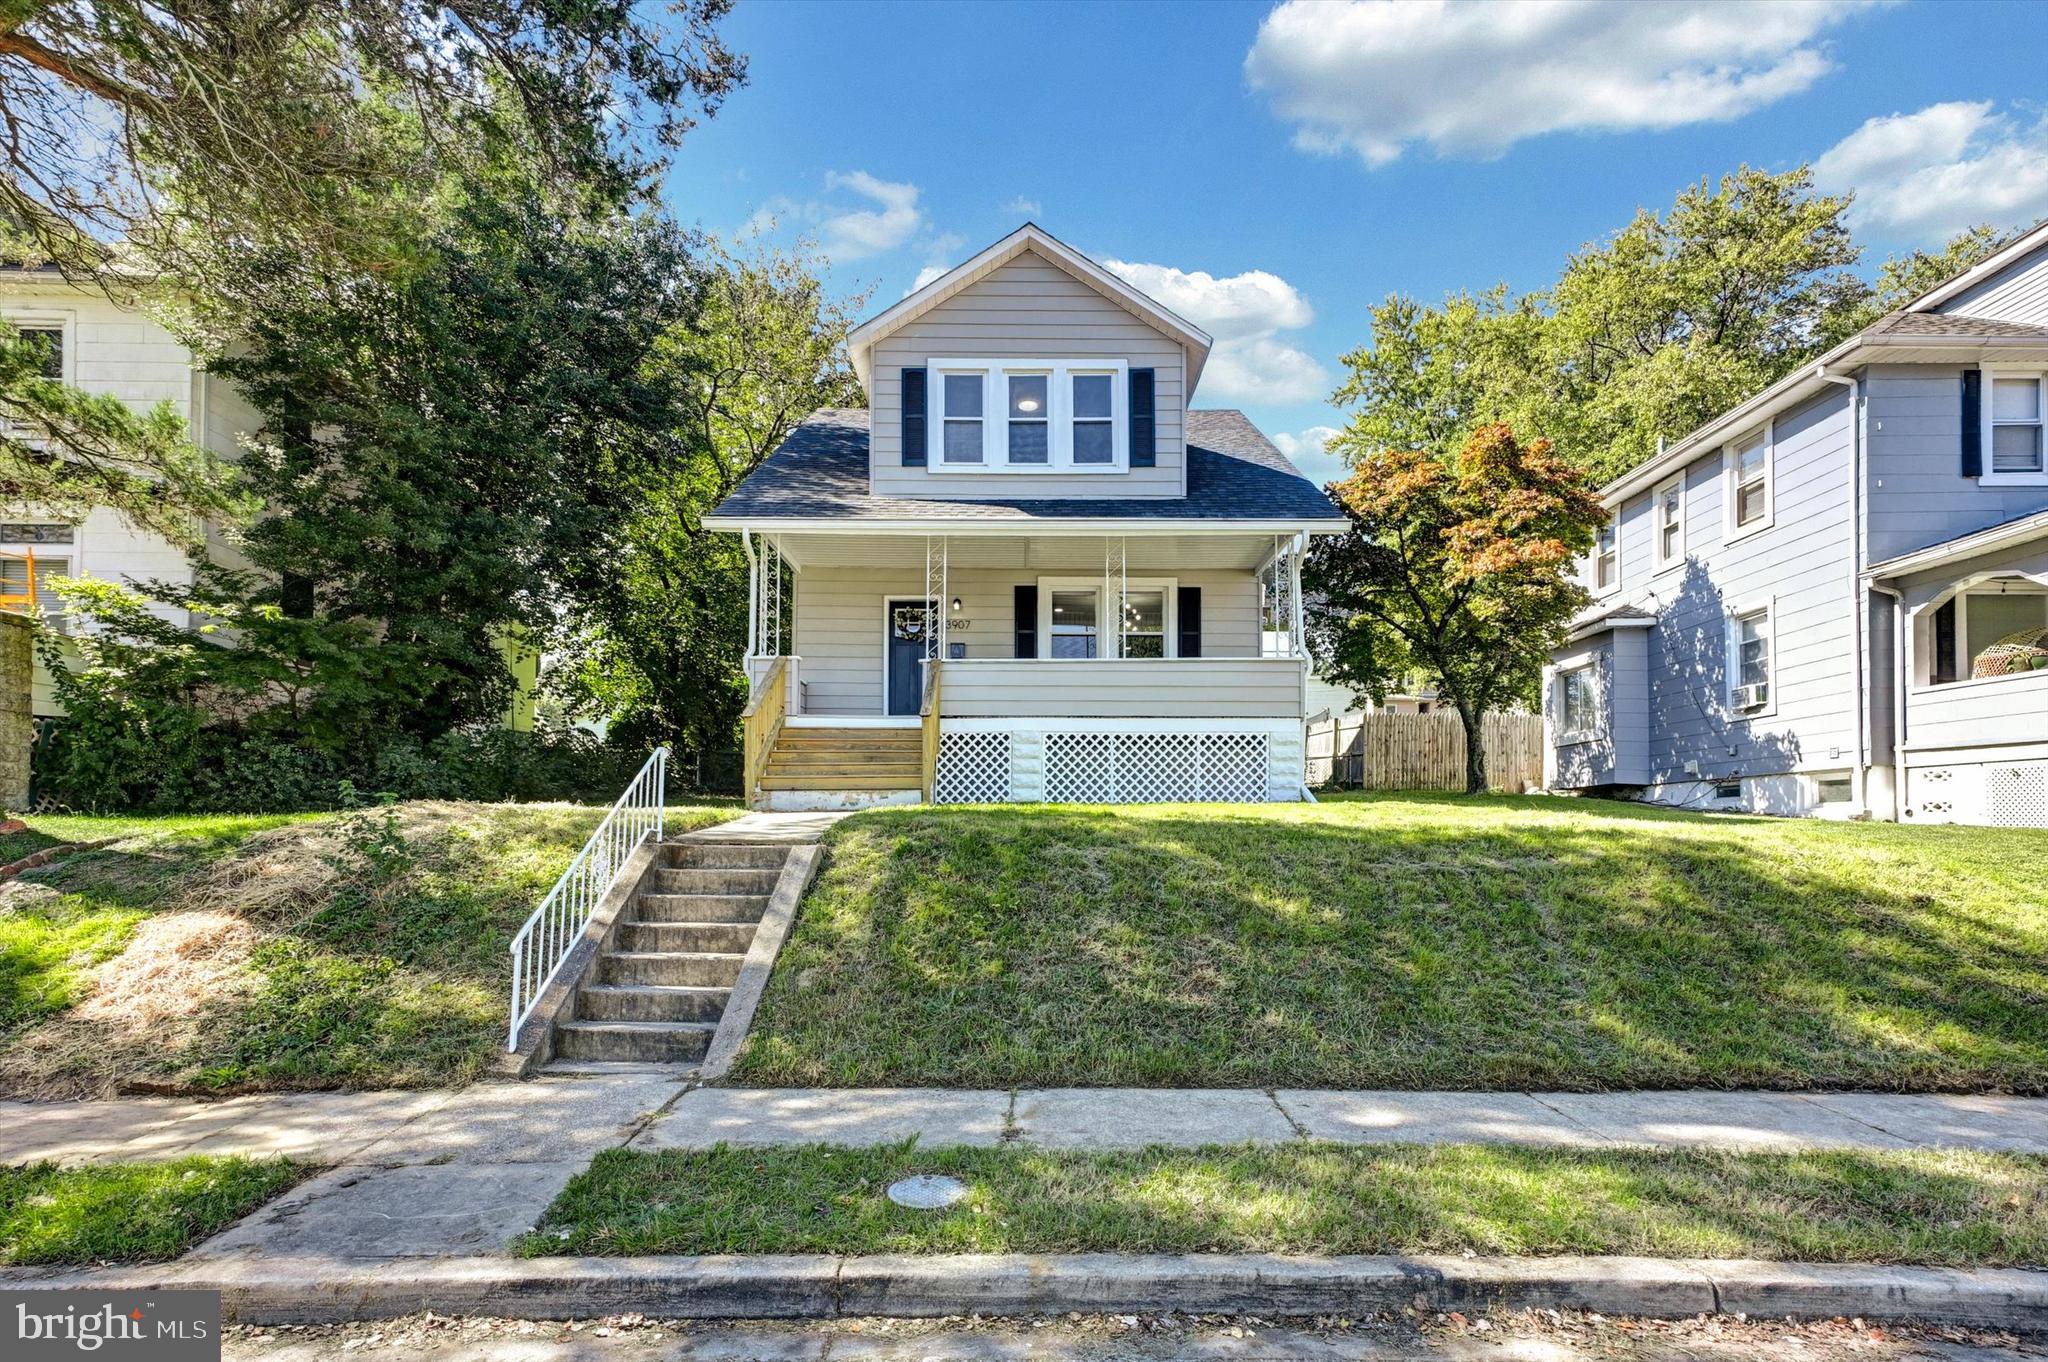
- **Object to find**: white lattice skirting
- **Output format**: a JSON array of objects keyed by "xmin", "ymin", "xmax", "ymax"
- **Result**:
[
  {"xmin": 1906, "ymin": 758, "xmax": 2048, "ymax": 827},
  {"xmin": 933, "ymin": 718, "xmax": 1304, "ymax": 804}
]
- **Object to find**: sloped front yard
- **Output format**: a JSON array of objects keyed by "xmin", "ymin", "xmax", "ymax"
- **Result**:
[
  {"xmin": 0, "ymin": 801, "xmax": 732, "ymax": 1097},
  {"xmin": 732, "ymin": 794, "xmax": 2048, "ymax": 1092}
]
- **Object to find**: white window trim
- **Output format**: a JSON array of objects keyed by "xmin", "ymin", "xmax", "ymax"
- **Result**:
[
  {"xmin": 1036, "ymin": 575, "xmax": 1176, "ymax": 658},
  {"xmin": 2, "ymin": 308, "xmax": 75, "ymax": 385},
  {"xmin": 1722, "ymin": 421, "xmax": 1774, "ymax": 542},
  {"xmin": 1553, "ymin": 656, "xmax": 1604, "ymax": 745},
  {"xmin": 1591, "ymin": 517, "xmax": 1621, "ymax": 598},
  {"xmin": 1651, "ymin": 474, "xmax": 1685, "ymax": 575},
  {"xmin": 928, "ymin": 357, "xmax": 1129, "ymax": 473},
  {"xmin": 1725, "ymin": 596, "xmax": 1777, "ymax": 720},
  {"xmin": 1980, "ymin": 367, "xmax": 2048, "ymax": 487}
]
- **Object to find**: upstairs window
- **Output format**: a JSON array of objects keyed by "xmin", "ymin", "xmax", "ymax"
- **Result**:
[
  {"xmin": 14, "ymin": 326, "xmax": 62, "ymax": 380},
  {"xmin": 1593, "ymin": 520, "xmax": 1618, "ymax": 593},
  {"xmin": 940, "ymin": 372, "xmax": 984, "ymax": 465},
  {"xmin": 927, "ymin": 359, "xmax": 1128, "ymax": 471},
  {"xmin": 1726, "ymin": 425, "xmax": 1771, "ymax": 536},
  {"xmin": 1653, "ymin": 476, "xmax": 1684, "ymax": 571},
  {"xmin": 1989, "ymin": 374, "xmax": 2045, "ymax": 477}
]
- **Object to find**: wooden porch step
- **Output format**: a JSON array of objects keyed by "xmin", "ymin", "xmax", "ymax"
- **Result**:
[
  {"xmin": 764, "ymin": 758, "xmax": 924, "ymax": 776},
  {"xmin": 760, "ymin": 774, "xmax": 923, "ymax": 792},
  {"xmin": 772, "ymin": 735, "xmax": 921, "ymax": 750}
]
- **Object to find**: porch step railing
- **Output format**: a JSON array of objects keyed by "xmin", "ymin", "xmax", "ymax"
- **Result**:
[{"xmin": 506, "ymin": 747, "xmax": 667, "ymax": 1049}]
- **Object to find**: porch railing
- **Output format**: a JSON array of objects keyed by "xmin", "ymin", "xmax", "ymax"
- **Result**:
[
  {"xmin": 506, "ymin": 746, "xmax": 667, "ymax": 1049},
  {"xmin": 741, "ymin": 656, "xmax": 790, "ymax": 807}
]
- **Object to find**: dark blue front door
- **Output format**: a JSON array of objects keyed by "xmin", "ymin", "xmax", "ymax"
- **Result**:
[{"xmin": 887, "ymin": 599, "xmax": 933, "ymax": 716}]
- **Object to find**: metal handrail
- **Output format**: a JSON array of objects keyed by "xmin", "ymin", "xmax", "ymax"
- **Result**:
[{"xmin": 506, "ymin": 746, "xmax": 667, "ymax": 1050}]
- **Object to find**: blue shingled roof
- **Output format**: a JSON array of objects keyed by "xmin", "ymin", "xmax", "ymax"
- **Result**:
[{"xmin": 707, "ymin": 408, "xmax": 1344, "ymax": 524}]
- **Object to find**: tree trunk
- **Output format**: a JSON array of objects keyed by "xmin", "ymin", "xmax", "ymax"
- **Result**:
[{"xmin": 1455, "ymin": 698, "xmax": 1487, "ymax": 795}]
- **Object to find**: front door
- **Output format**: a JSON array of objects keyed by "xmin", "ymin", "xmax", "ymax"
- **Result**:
[{"xmin": 886, "ymin": 599, "xmax": 935, "ymax": 715}]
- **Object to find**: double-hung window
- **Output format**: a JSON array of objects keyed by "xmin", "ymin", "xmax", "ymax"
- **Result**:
[
  {"xmin": 1726, "ymin": 426, "xmax": 1771, "ymax": 536},
  {"xmin": 1987, "ymin": 372, "xmax": 2045, "ymax": 479},
  {"xmin": 1593, "ymin": 520, "xmax": 1618, "ymax": 594},
  {"xmin": 1039, "ymin": 577, "xmax": 1175, "ymax": 658},
  {"xmin": 1652, "ymin": 476, "xmax": 1684, "ymax": 571},
  {"xmin": 1559, "ymin": 663, "xmax": 1599, "ymax": 739},
  {"xmin": 927, "ymin": 359, "xmax": 1128, "ymax": 470},
  {"xmin": 1729, "ymin": 602, "xmax": 1773, "ymax": 712}
]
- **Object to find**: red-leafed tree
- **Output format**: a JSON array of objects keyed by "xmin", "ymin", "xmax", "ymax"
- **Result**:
[{"xmin": 1306, "ymin": 423, "xmax": 1606, "ymax": 794}]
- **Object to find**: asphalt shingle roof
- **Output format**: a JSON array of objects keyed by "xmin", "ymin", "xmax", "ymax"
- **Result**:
[
  {"xmin": 708, "ymin": 409, "xmax": 1345, "ymax": 524},
  {"xmin": 1870, "ymin": 311, "xmax": 2048, "ymax": 339}
]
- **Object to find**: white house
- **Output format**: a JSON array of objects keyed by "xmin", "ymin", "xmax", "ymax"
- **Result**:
[
  {"xmin": 1544, "ymin": 219, "xmax": 2048, "ymax": 828},
  {"xmin": 705, "ymin": 225, "xmax": 1349, "ymax": 809}
]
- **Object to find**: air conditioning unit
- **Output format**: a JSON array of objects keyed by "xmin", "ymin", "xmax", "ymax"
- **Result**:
[{"xmin": 1732, "ymin": 682, "xmax": 1769, "ymax": 711}]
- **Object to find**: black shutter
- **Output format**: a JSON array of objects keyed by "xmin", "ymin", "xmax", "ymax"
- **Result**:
[
  {"xmin": 1014, "ymin": 584, "xmax": 1038, "ymax": 658},
  {"xmin": 1129, "ymin": 368, "xmax": 1156, "ymax": 467},
  {"xmin": 1933, "ymin": 598, "xmax": 1958, "ymax": 684},
  {"xmin": 1177, "ymin": 585, "xmax": 1201, "ymax": 658},
  {"xmin": 902, "ymin": 367, "xmax": 928, "ymax": 467},
  {"xmin": 1961, "ymin": 368, "xmax": 1982, "ymax": 478}
]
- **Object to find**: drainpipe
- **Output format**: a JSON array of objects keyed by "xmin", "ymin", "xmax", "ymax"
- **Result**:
[
  {"xmin": 1816, "ymin": 366, "xmax": 1868, "ymax": 815},
  {"xmin": 1870, "ymin": 582, "xmax": 1907, "ymax": 822}
]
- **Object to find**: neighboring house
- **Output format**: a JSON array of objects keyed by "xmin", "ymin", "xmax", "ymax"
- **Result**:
[
  {"xmin": 705, "ymin": 225, "xmax": 1348, "ymax": 809},
  {"xmin": 1544, "ymin": 219, "xmax": 2048, "ymax": 828},
  {"xmin": 0, "ymin": 266, "xmax": 257, "ymax": 714}
]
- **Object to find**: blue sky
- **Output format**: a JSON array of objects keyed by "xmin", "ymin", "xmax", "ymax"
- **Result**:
[{"xmin": 661, "ymin": 0, "xmax": 2048, "ymax": 484}]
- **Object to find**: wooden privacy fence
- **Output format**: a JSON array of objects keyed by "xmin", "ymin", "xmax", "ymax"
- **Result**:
[{"xmin": 1306, "ymin": 711, "xmax": 1544, "ymax": 793}]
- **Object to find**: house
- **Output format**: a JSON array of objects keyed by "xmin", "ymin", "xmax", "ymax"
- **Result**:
[
  {"xmin": 0, "ymin": 265, "xmax": 255, "ymax": 714},
  {"xmin": 1543, "ymin": 218, "xmax": 2048, "ymax": 828},
  {"xmin": 704, "ymin": 225, "xmax": 1348, "ymax": 809}
]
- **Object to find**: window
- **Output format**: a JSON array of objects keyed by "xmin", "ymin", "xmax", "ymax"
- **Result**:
[
  {"xmin": 1713, "ymin": 779, "xmax": 1743, "ymax": 801},
  {"xmin": 1559, "ymin": 664, "xmax": 1599, "ymax": 738},
  {"xmin": 1593, "ymin": 521, "xmax": 1618, "ymax": 593},
  {"xmin": 14, "ymin": 326, "xmax": 62, "ymax": 380},
  {"xmin": 1048, "ymin": 589, "xmax": 1099, "ymax": 658},
  {"xmin": 1653, "ymin": 476, "xmax": 1684, "ymax": 571},
  {"xmin": 927, "ymin": 359, "xmax": 1127, "ymax": 470},
  {"xmin": 1988, "ymin": 374, "xmax": 2045, "ymax": 477},
  {"xmin": 1730, "ymin": 604, "xmax": 1772, "ymax": 711},
  {"xmin": 940, "ymin": 372, "xmax": 984, "ymax": 464},
  {"xmin": 0, "ymin": 552, "xmax": 69, "ymax": 618},
  {"xmin": 1072, "ymin": 372, "xmax": 1114, "ymax": 465},
  {"xmin": 1726, "ymin": 426, "xmax": 1771, "ymax": 534},
  {"xmin": 1932, "ymin": 582, "xmax": 2048, "ymax": 684},
  {"xmin": 1120, "ymin": 588, "xmax": 1165, "ymax": 658},
  {"xmin": 1817, "ymin": 776, "xmax": 1853, "ymax": 804}
]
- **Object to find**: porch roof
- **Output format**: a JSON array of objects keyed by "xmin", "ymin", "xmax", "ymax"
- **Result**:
[
  {"xmin": 704, "ymin": 409, "xmax": 1347, "ymax": 532},
  {"xmin": 1866, "ymin": 508, "xmax": 2048, "ymax": 582}
]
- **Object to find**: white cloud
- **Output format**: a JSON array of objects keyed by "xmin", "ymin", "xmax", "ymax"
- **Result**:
[
  {"xmin": 1245, "ymin": 0, "xmax": 1869, "ymax": 167},
  {"xmin": 907, "ymin": 263, "xmax": 948, "ymax": 294},
  {"xmin": 817, "ymin": 170, "xmax": 925, "ymax": 259},
  {"xmin": 1003, "ymin": 196, "xmax": 1043, "ymax": 218},
  {"xmin": 1272, "ymin": 425, "xmax": 1347, "ymax": 485},
  {"xmin": 1102, "ymin": 259, "xmax": 1329, "ymax": 404},
  {"xmin": 1814, "ymin": 101, "xmax": 2048, "ymax": 244}
]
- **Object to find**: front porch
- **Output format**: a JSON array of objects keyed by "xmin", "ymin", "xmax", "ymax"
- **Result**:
[{"xmin": 738, "ymin": 529, "xmax": 1313, "ymax": 807}]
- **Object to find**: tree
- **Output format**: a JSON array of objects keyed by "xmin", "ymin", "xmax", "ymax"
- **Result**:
[
  {"xmin": 1333, "ymin": 168, "xmax": 2010, "ymax": 485},
  {"xmin": 556, "ymin": 235, "xmax": 864, "ymax": 758},
  {"xmin": 207, "ymin": 187, "xmax": 701, "ymax": 742},
  {"xmin": 1306, "ymin": 424, "xmax": 1607, "ymax": 794}
]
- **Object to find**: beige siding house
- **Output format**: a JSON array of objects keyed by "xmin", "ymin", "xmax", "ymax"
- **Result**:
[{"xmin": 706, "ymin": 225, "xmax": 1348, "ymax": 808}]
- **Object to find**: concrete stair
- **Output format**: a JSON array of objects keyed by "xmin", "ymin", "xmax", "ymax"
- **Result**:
[{"xmin": 548, "ymin": 841, "xmax": 790, "ymax": 1068}]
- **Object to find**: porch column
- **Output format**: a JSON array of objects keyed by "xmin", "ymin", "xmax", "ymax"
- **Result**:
[
  {"xmin": 742, "ymin": 529, "xmax": 758, "ymax": 661},
  {"xmin": 1104, "ymin": 536, "xmax": 1127, "ymax": 659},
  {"xmin": 923, "ymin": 534, "xmax": 949, "ymax": 665},
  {"xmin": 1289, "ymin": 532, "xmax": 1307, "ymax": 657}
]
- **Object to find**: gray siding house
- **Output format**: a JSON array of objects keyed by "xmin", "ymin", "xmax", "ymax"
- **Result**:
[
  {"xmin": 706, "ymin": 225, "xmax": 1347, "ymax": 809},
  {"xmin": 1544, "ymin": 220, "xmax": 2048, "ymax": 827}
]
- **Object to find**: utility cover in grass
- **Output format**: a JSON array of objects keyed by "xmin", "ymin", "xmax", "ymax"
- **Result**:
[{"xmin": 887, "ymin": 1174, "xmax": 968, "ymax": 1209}]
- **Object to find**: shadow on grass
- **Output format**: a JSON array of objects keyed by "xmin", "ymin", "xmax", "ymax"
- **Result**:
[{"xmin": 732, "ymin": 794, "xmax": 2048, "ymax": 1092}]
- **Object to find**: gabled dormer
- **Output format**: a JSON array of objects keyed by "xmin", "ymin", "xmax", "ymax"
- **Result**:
[{"xmin": 847, "ymin": 224, "xmax": 1214, "ymax": 500}]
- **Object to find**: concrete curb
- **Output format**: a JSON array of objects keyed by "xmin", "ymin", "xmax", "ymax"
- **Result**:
[
  {"xmin": 699, "ymin": 842, "xmax": 823, "ymax": 1081},
  {"xmin": 8, "ymin": 1254, "xmax": 2045, "ymax": 1328}
]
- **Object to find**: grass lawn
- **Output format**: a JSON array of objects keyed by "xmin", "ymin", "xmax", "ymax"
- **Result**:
[
  {"xmin": 0, "ymin": 1156, "xmax": 304, "ymax": 1265},
  {"xmin": 732, "ymin": 793, "xmax": 2048, "ymax": 1092},
  {"xmin": 0, "ymin": 801, "xmax": 735, "ymax": 1097},
  {"xmin": 524, "ymin": 1142, "xmax": 2048, "ymax": 1266}
]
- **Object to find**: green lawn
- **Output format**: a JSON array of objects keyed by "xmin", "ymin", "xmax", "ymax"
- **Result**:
[
  {"xmin": 0, "ymin": 1156, "xmax": 305, "ymax": 1265},
  {"xmin": 732, "ymin": 794, "xmax": 2048, "ymax": 1092},
  {"xmin": 0, "ymin": 801, "xmax": 735, "ymax": 1097},
  {"xmin": 524, "ymin": 1142, "xmax": 2048, "ymax": 1266}
]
